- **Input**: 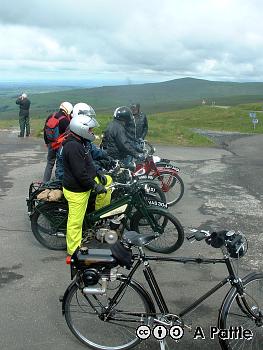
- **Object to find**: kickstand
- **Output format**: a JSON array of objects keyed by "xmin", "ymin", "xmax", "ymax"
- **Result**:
[{"xmin": 159, "ymin": 339, "xmax": 170, "ymax": 350}]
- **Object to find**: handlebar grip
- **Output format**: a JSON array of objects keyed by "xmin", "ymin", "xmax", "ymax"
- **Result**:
[
  {"xmin": 187, "ymin": 230, "xmax": 210, "ymax": 241},
  {"xmin": 195, "ymin": 231, "xmax": 208, "ymax": 241}
]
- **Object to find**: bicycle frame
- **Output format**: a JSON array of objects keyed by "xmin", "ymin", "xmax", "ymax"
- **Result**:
[
  {"xmin": 106, "ymin": 252, "xmax": 249, "ymax": 320},
  {"xmin": 82, "ymin": 187, "xmax": 167, "ymax": 234},
  {"xmin": 134, "ymin": 157, "xmax": 179, "ymax": 178}
]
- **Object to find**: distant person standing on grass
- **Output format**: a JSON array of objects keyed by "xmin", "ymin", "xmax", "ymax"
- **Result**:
[{"xmin": 16, "ymin": 93, "xmax": 31, "ymax": 137}]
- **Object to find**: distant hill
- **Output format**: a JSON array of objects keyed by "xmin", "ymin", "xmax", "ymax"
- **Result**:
[{"xmin": 1, "ymin": 77, "xmax": 263, "ymax": 119}]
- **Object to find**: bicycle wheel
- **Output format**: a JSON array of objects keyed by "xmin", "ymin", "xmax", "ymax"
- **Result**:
[
  {"xmin": 30, "ymin": 201, "xmax": 67, "ymax": 250},
  {"xmin": 64, "ymin": 280, "xmax": 151, "ymax": 350},
  {"xmin": 219, "ymin": 273, "xmax": 263, "ymax": 350},
  {"xmin": 152, "ymin": 171, "xmax": 184, "ymax": 207},
  {"xmin": 130, "ymin": 207, "xmax": 184, "ymax": 253}
]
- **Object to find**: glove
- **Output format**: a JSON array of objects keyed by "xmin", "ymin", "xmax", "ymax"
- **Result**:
[
  {"xmin": 96, "ymin": 170, "xmax": 107, "ymax": 186},
  {"xmin": 137, "ymin": 153, "xmax": 146, "ymax": 162},
  {"xmin": 135, "ymin": 146, "xmax": 144, "ymax": 153},
  {"xmin": 93, "ymin": 183, "xmax": 107, "ymax": 194},
  {"xmin": 107, "ymin": 156, "xmax": 117, "ymax": 168}
]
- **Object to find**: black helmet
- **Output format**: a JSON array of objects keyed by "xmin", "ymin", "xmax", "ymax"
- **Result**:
[{"xmin": 113, "ymin": 106, "xmax": 132, "ymax": 122}]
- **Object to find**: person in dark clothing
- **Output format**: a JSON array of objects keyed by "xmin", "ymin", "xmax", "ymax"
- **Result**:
[
  {"xmin": 126, "ymin": 103, "xmax": 148, "ymax": 143},
  {"xmin": 42, "ymin": 101, "xmax": 73, "ymax": 182},
  {"xmin": 101, "ymin": 106, "xmax": 144, "ymax": 164},
  {"xmin": 62, "ymin": 107, "xmax": 112, "ymax": 255},
  {"xmin": 55, "ymin": 138, "xmax": 115, "ymax": 181},
  {"xmin": 16, "ymin": 93, "xmax": 31, "ymax": 137}
]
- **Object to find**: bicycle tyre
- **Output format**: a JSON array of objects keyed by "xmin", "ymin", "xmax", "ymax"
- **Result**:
[
  {"xmin": 130, "ymin": 207, "xmax": 184, "ymax": 253},
  {"xmin": 64, "ymin": 280, "xmax": 152, "ymax": 350},
  {"xmin": 152, "ymin": 170, "xmax": 184, "ymax": 207},
  {"xmin": 218, "ymin": 272, "xmax": 263, "ymax": 350},
  {"xmin": 30, "ymin": 201, "xmax": 67, "ymax": 250}
]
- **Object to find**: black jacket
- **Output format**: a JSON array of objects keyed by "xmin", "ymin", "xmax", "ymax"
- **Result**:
[
  {"xmin": 62, "ymin": 134, "xmax": 97, "ymax": 192},
  {"xmin": 102, "ymin": 119, "xmax": 140, "ymax": 160},
  {"xmin": 43, "ymin": 110, "xmax": 70, "ymax": 145},
  {"xmin": 126, "ymin": 112, "xmax": 148, "ymax": 141},
  {"xmin": 16, "ymin": 98, "xmax": 31, "ymax": 117}
]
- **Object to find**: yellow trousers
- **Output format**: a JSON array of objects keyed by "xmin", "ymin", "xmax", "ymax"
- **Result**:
[{"xmin": 63, "ymin": 175, "xmax": 112, "ymax": 255}]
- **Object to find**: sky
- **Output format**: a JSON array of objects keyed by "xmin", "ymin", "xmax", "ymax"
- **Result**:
[{"xmin": 1, "ymin": 0, "xmax": 263, "ymax": 85}]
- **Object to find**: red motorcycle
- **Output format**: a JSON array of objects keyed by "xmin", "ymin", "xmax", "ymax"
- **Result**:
[{"xmin": 133, "ymin": 154, "xmax": 184, "ymax": 206}]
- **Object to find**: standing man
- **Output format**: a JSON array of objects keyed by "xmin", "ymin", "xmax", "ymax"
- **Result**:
[
  {"xmin": 42, "ymin": 101, "xmax": 73, "ymax": 182},
  {"xmin": 16, "ymin": 93, "xmax": 31, "ymax": 137},
  {"xmin": 126, "ymin": 103, "xmax": 148, "ymax": 143}
]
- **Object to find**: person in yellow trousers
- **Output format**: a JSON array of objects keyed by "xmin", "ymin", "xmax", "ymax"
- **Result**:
[{"xmin": 62, "ymin": 103, "xmax": 112, "ymax": 256}]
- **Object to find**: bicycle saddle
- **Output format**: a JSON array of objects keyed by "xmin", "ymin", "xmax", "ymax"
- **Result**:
[{"xmin": 122, "ymin": 230, "xmax": 158, "ymax": 247}]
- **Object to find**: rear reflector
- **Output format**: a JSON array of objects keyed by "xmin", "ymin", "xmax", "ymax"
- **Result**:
[{"xmin": 66, "ymin": 256, "xmax": 72, "ymax": 264}]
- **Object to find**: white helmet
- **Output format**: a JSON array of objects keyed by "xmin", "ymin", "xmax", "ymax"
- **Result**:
[
  {"xmin": 60, "ymin": 101, "xmax": 73, "ymax": 115},
  {"xmin": 69, "ymin": 115, "xmax": 99, "ymax": 141},
  {"xmin": 72, "ymin": 103, "xmax": 96, "ymax": 119},
  {"xmin": 21, "ymin": 93, "xmax": 27, "ymax": 98}
]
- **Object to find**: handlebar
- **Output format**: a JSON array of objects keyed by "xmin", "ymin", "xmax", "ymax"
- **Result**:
[
  {"xmin": 187, "ymin": 229, "xmax": 247, "ymax": 258},
  {"xmin": 187, "ymin": 230, "xmax": 210, "ymax": 241}
]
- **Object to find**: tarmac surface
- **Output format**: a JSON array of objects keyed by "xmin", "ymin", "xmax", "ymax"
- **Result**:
[{"xmin": 0, "ymin": 129, "xmax": 262, "ymax": 350}]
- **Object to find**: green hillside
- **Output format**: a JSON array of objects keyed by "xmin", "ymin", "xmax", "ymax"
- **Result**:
[
  {"xmin": 1, "ymin": 103, "xmax": 262, "ymax": 147},
  {"xmin": 1, "ymin": 77, "xmax": 263, "ymax": 120}
]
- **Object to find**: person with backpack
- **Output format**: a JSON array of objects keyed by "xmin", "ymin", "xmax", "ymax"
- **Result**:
[
  {"xmin": 62, "ymin": 106, "xmax": 112, "ymax": 256},
  {"xmin": 42, "ymin": 101, "xmax": 73, "ymax": 182},
  {"xmin": 16, "ymin": 93, "xmax": 31, "ymax": 137}
]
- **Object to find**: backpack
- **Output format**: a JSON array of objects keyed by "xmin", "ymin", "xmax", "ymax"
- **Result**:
[
  {"xmin": 44, "ymin": 113, "xmax": 69, "ymax": 143},
  {"xmin": 50, "ymin": 129, "xmax": 70, "ymax": 150}
]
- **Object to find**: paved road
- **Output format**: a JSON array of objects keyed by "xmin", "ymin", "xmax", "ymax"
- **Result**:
[{"xmin": 0, "ymin": 130, "xmax": 262, "ymax": 350}]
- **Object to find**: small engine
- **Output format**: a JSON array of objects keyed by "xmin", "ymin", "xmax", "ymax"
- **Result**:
[
  {"xmin": 83, "ymin": 268, "xmax": 100, "ymax": 286},
  {"xmin": 96, "ymin": 228, "xmax": 118, "ymax": 244},
  {"xmin": 95, "ymin": 217, "xmax": 123, "ymax": 244}
]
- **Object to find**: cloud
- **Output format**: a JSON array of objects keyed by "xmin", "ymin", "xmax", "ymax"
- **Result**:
[{"xmin": 1, "ymin": 0, "xmax": 263, "ymax": 82}]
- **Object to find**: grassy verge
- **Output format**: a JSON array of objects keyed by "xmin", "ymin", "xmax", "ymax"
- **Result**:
[{"xmin": 1, "ymin": 103, "xmax": 262, "ymax": 146}]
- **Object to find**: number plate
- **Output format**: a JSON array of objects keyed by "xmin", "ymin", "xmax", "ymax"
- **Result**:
[
  {"xmin": 137, "ymin": 175, "xmax": 154, "ymax": 180},
  {"xmin": 161, "ymin": 165, "xmax": 180, "ymax": 171},
  {"xmin": 147, "ymin": 200, "xmax": 168, "ymax": 209}
]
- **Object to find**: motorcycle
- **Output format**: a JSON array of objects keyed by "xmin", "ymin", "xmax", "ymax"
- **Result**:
[{"xmin": 28, "ymin": 178, "xmax": 184, "ymax": 254}]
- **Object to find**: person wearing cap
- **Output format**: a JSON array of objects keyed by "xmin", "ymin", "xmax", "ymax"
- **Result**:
[
  {"xmin": 16, "ymin": 93, "xmax": 31, "ymax": 137},
  {"xmin": 42, "ymin": 102, "xmax": 73, "ymax": 182}
]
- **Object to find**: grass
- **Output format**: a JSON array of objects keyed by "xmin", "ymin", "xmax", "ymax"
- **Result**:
[{"xmin": 1, "ymin": 103, "xmax": 262, "ymax": 146}]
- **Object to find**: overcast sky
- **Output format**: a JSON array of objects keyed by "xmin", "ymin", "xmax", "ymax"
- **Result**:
[{"xmin": 1, "ymin": 0, "xmax": 263, "ymax": 85}]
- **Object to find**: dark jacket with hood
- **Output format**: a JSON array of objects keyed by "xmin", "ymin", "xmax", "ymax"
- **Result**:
[
  {"xmin": 62, "ymin": 134, "xmax": 97, "ymax": 192},
  {"xmin": 102, "ymin": 119, "xmax": 140, "ymax": 160},
  {"xmin": 16, "ymin": 97, "xmax": 31, "ymax": 117}
]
